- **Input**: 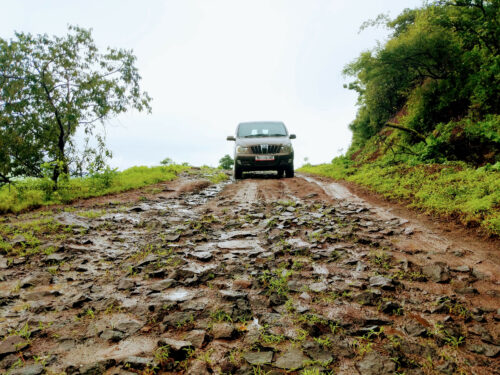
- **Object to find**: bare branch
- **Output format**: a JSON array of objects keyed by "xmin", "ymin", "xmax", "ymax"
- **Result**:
[{"xmin": 385, "ymin": 122, "xmax": 427, "ymax": 141}]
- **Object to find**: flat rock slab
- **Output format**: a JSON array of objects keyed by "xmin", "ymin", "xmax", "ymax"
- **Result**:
[
  {"xmin": 180, "ymin": 298, "xmax": 208, "ymax": 311},
  {"xmin": 184, "ymin": 330, "xmax": 206, "ymax": 348},
  {"xmin": 212, "ymin": 323, "xmax": 235, "ymax": 339},
  {"xmin": 220, "ymin": 230, "xmax": 258, "ymax": 240},
  {"xmin": 287, "ymin": 238, "xmax": 312, "ymax": 250},
  {"xmin": 189, "ymin": 251, "xmax": 213, "ymax": 261},
  {"xmin": 312, "ymin": 264, "xmax": 329, "ymax": 276},
  {"xmin": 356, "ymin": 351, "xmax": 396, "ymax": 375},
  {"xmin": 118, "ymin": 278, "xmax": 136, "ymax": 290},
  {"xmin": 243, "ymin": 351, "xmax": 274, "ymax": 365},
  {"xmin": 158, "ymin": 337, "xmax": 192, "ymax": 351},
  {"xmin": 60, "ymin": 336, "xmax": 157, "ymax": 365},
  {"xmin": 369, "ymin": 275, "xmax": 395, "ymax": 290},
  {"xmin": 274, "ymin": 347, "xmax": 309, "ymax": 370},
  {"xmin": 468, "ymin": 343, "xmax": 500, "ymax": 357},
  {"xmin": 149, "ymin": 279, "xmax": 176, "ymax": 292},
  {"xmin": 217, "ymin": 240, "xmax": 260, "ymax": 250},
  {"xmin": 54, "ymin": 212, "xmax": 90, "ymax": 228},
  {"xmin": 178, "ymin": 263, "xmax": 217, "ymax": 277},
  {"xmin": 9, "ymin": 364, "xmax": 44, "ymax": 375},
  {"xmin": 219, "ymin": 289, "xmax": 248, "ymax": 300},
  {"xmin": 44, "ymin": 253, "xmax": 69, "ymax": 263},
  {"xmin": 0, "ymin": 335, "xmax": 29, "ymax": 355},
  {"xmin": 162, "ymin": 288, "xmax": 197, "ymax": 302},
  {"xmin": 422, "ymin": 263, "xmax": 450, "ymax": 283},
  {"xmin": 114, "ymin": 319, "xmax": 144, "ymax": 335},
  {"xmin": 163, "ymin": 234, "xmax": 180, "ymax": 242},
  {"xmin": 309, "ymin": 282, "xmax": 328, "ymax": 293}
]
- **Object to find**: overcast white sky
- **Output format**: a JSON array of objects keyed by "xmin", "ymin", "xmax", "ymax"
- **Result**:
[{"xmin": 1, "ymin": 0, "xmax": 423, "ymax": 169}]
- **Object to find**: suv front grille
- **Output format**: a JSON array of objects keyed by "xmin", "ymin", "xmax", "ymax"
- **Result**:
[{"xmin": 251, "ymin": 144, "xmax": 281, "ymax": 154}]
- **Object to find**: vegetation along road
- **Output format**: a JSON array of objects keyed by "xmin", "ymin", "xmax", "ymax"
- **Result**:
[{"xmin": 0, "ymin": 170, "xmax": 498, "ymax": 374}]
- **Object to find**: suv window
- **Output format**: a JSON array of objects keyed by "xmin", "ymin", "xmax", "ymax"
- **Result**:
[{"xmin": 237, "ymin": 122, "xmax": 287, "ymax": 138}]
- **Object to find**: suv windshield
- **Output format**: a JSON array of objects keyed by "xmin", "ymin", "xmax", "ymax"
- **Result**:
[{"xmin": 237, "ymin": 122, "xmax": 287, "ymax": 138}]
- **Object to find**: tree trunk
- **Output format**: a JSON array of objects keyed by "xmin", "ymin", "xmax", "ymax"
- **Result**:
[{"xmin": 385, "ymin": 122, "xmax": 427, "ymax": 142}]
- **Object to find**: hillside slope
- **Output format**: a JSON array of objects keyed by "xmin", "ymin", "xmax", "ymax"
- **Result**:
[{"xmin": 300, "ymin": 0, "xmax": 500, "ymax": 235}]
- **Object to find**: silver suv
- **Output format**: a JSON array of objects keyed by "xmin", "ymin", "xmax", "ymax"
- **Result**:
[{"xmin": 227, "ymin": 121, "xmax": 295, "ymax": 179}]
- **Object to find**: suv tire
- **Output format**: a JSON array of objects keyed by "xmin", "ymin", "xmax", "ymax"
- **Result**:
[
  {"xmin": 234, "ymin": 166, "xmax": 243, "ymax": 179},
  {"xmin": 285, "ymin": 165, "xmax": 294, "ymax": 178},
  {"xmin": 277, "ymin": 168, "xmax": 284, "ymax": 178}
]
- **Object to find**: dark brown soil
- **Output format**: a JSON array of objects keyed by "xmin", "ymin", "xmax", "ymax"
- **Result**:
[{"xmin": 0, "ymin": 172, "xmax": 498, "ymax": 375}]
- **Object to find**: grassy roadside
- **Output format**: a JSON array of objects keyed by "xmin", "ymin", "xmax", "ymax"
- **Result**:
[
  {"xmin": 198, "ymin": 166, "xmax": 230, "ymax": 184},
  {"xmin": 0, "ymin": 165, "xmax": 191, "ymax": 214},
  {"xmin": 299, "ymin": 158, "xmax": 500, "ymax": 236}
]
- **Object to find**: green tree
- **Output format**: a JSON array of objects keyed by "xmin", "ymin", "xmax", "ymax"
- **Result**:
[
  {"xmin": 160, "ymin": 157, "xmax": 174, "ymax": 166},
  {"xmin": 0, "ymin": 25, "xmax": 152, "ymax": 186},
  {"xmin": 218, "ymin": 154, "xmax": 234, "ymax": 169},
  {"xmin": 343, "ymin": 0, "xmax": 499, "ymax": 162}
]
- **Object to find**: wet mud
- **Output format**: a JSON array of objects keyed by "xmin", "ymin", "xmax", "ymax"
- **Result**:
[{"xmin": 0, "ymin": 172, "xmax": 498, "ymax": 374}]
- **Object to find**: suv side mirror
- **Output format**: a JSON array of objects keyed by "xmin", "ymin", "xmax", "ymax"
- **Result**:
[
  {"xmin": 289, "ymin": 134, "xmax": 296, "ymax": 139},
  {"xmin": 227, "ymin": 136, "xmax": 236, "ymax": 141}
]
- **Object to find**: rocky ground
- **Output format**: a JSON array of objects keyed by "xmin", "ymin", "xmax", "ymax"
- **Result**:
[{"xmin": 0, "ymin": 171, "xmax": 499, "ymax": 375}]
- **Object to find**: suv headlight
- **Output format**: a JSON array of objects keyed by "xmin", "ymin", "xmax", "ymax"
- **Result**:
[
  {"xmin": 236, "ymin": 146, "xmax": 250, "ymax": 154},
  {"xmin": 280, "ymin": 145, "xmax": 292, "ymax": 153}
]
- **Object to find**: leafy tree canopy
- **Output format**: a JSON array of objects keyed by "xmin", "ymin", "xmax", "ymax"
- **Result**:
[
  {"xmin": 0, "ymin": 25, "xmax": 152, "ymax": 185},
  {"xmin": 344, "ymin": 0, "xmax": 499, "ymax": 164},
  {"xmin": 218, "ymin": 154, "xmax": 234, "ymax": 170}
]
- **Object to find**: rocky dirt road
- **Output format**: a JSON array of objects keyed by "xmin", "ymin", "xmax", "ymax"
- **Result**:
[{"xmin": 0, "ymin": 172, "xmax": 499, "ymax": 375}]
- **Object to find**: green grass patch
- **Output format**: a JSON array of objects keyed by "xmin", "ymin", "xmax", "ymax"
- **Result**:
[
  {"xmin": 299, "ymin": 159, "xmax": 500, "ymax": 236},
  {"xmin": 0, "ymin": 165, "xmax": 190, "ymax": 214},
  {"xmin": 198, "ymin": 166, "xmax": 229, "ymax": 183},
  {"xmin": 0, "ymin": 217, "xmax": 71, "ymax": 257}
]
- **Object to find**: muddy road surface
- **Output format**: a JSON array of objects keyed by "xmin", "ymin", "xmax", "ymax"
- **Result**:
[{"xmin": 0, "ymin": 172, "xmax": 499, "ymax": 375}]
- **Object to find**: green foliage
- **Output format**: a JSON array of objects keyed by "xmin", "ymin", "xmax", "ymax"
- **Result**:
[
  {"xmin": 259, "ymin": 267, "xmax": 293, "ymax": 297},
  {"xmin": 218, "ymin": 154, "xmax": 234, "ymax": 170},
  {"xmin": 155, "ymin": 345, "xmax": 170, "ymax": 366},
  {"xmin": 199, "ymin": 166, "xmax": 229, "ymax": 183},
  {"xmin": 422, "ymin": 116, "xmax": 500, "ymax": 164},
  {"xmin": 344, "ymin": 1, "xmax": 499, "ymax": 162},
  {"xmin": 0, "ymin": 217, "xmax": 70, "ymax": 258},
  {"xmin": 0, "ymin": 25, "xmax": 152, "ymax": 185},
  {"xmin": 160, "ymin": 157, "xmax": 174, "ymax": 166},
  {"xmin": 0, "ymin": 164, "xmax": 189, "ymax": 213},
  {"xmin": 210, "ymin": 309, "xmax": 233, "ymax": 323}
]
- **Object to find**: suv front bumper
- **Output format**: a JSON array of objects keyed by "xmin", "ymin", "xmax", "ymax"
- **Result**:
[{"xmin": 235, "ymin": 154, "xmax": 293, "ymax": 171}]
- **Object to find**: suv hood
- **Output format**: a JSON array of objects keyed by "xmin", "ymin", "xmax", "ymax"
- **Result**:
[{"xmin": 236, "ymin": 136, "xmax": 291, "ymax": 147}]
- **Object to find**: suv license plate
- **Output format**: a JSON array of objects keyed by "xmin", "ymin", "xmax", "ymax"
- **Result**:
[{"xmin": 255, "ymin": 155, "xmax": 275, "ymax": 161}]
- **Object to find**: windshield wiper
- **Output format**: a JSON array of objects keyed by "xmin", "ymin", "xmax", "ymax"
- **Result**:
[
  {"xmin": 243, "ymin": 133, "xmax": 286, "ymax": 138},
  {"xmin": 243, "ymin": 134, "xmax": 267, "ymax": 138}
]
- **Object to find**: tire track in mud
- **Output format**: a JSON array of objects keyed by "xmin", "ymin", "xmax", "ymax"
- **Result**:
[
  {"xmin": 302, "ymin": 174, "xmax": 500, "ymax": 275},
  {"xmin": 0, "ymin": 174, "xmax": 498, "ymax": 375}
]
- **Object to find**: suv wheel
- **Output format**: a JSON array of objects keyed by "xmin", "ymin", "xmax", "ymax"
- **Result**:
[
  {"xmin": 285, "ymin": 165, "xmax": 294, "ymax": 178},
  {"xmin": 277, "ymin": 168, "xmax": 284, "ymax": 178},
  {"xmin": 234, "ymin": 166, "xmax": 243, "ymax": 179}
]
